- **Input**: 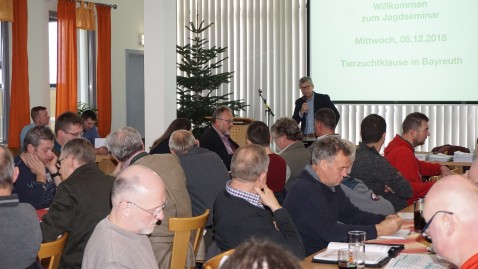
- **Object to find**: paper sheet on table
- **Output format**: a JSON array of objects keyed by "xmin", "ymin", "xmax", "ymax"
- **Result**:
[
  {"xmin": 379, "ymin": 229, "xmax": 410, "ymax": 239},
  {"xmin": 95, "ymin": 138, "xmax": 106, "ymax": 148},
  {"xmin": 397, "ymin": 212, "xmax": 414, "ymax": 220},
  {"xmin": 385, "ymin": 254, "xmax": 452, "ymax": 269}
]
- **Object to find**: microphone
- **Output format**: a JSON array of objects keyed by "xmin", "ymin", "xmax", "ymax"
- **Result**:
[
  {"xmin": 302, "ymin": 96, "xmax": 308, "ymax": 115},
  {"xmin": 258, "ymin": 89, "xmax": 262, "ymax": 94}
]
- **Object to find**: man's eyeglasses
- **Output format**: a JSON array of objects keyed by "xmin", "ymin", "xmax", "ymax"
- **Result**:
[
  {"xmin": 63, "ymin": 129, "xmax": 84, "ymax": 137},
  {"xmin": 217, "ymin": 118, "xmax": 234, "ymax": 124},
  {"xmin": 57, "ymin": 155, "xmax": 70, "ymax": 166},
  {"xmin": 421, "ymin": 210, "xmax": 454, "ymax": 236},
  {"xmin": 124, "ymin": 201, "xmax": 166, "ymax": 218}
]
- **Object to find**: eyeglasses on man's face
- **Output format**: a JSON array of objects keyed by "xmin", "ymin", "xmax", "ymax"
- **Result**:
[
  {"xmin": 57, "ymin": 155, "xmax": 70, "ymax": 166},
  {"xmin": 62, "ymin": 129, "xmax": 84, "ymax": 137},
  {"xmin": 124, "ymin": 201, "xmax": 166, "ymax": 218},
  {"xmin": 217, "ymin": 118, "xmax": 234, "ymax": 124},
  {"xmin": 421, "ymin": 210, "xmax": 454, "ymax": 237}
]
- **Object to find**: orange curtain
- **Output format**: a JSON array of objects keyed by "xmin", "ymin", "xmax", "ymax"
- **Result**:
[
  {"xmin": 8, "ymin": 0, "xmax": 29, "ymax": 148},
  {"xmin": 76, "ymin": 1, "xmax": 95, "ymax": 30},
  {"xmin": 96, "ymin": 5, "xmax": 111, "ymax": 137},
  {"xmin": 0, "ymin": 0, "xmax": 13, "ymax": 22},
  {"xmin": 56, "ymin": 0, "xmax": 78, "ymax": 117}
]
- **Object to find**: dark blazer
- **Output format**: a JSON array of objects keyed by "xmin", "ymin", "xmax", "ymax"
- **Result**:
[
  {"xmin": 292, "ymin": 92, "xmax": 340, "ymax": 132},
  {"xmin": 40, "ymin": 163, "xmax": 115, "ymax": 269},
  {"xmin": 199, "ymin": 127, "xmax": 239, "ymax": 170}
]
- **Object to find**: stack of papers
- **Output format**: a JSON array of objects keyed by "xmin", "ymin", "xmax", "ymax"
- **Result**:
[
  {"xmin": 427, "ymin": 154, "xmax": 453, "ymax": 162},
  {"xmin": 313, "ymin": 242, "xmax": 404, "ymax": 267},
  {"xmin": 453, "ymin": 151, "xmax": 474, "ymax": 162},
  {"xmin": 385, "ymin": 253, "xmax": 453, "ymax": 269}
]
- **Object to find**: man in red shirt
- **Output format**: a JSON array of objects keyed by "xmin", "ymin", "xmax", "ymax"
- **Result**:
[
  {"xmin": 384, "ymin": 112, "xmax": 451, "ymax": 204},
  {"xmin": 246, "ymin": 121, "xmax": 288, "ymax": 204}
]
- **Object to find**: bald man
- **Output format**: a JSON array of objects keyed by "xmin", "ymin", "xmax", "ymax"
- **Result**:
[
  {"xmin": 82, "ymin": 165, "xmax": 166, "ymax": 269},
  {"xmin": 423, "ymin": 175, "xmax": 478, "ymax": 268}
]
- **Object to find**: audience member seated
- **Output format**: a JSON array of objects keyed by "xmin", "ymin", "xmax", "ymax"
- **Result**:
[
  {"xmin": 292, "ymin": 76, "xmax": 340, "ymax": 137},
  {"xmin": 20, "ymin": 106, "xmax": 50, "ymax": 150},
  {"xmin": 14, "ymin": 126, "xmax": 62, "ymax": 209},
  {"xmin": 82, "ymin": 165, "xmax": 166, "ymax": 269},
  {"xmin": 340, "ymin": 139, "xmax": 394, "ymax": 215},
  {"xmin": 41, "ymin": 138, "xmax": 115, "ymax": 268},
  {"xmin": 283, "ymin": 136, "xmax": 402, "ymax": 256},
  {"xmin": 423, "ymin": 175, "xmax": 478, "ymax": 269},
  {"xmin": 0, "ymin": 145, "xmax": 42, "ymax": 269},
  {"xmin": 307, "ymin": 108, "xmax": 340, "ymax": 154},
  {"xmin": 106, "ymin": 127, "xmax": 194, "ymax": 268},
  {"xmin": 199, "ymin": 106, "xmax": 239, "ymax": 170},
  {"xmin": 81, "ymin": 110, "xmax": 107, "ymax": 154},
  {"xmin": 150, "ymin": 118, "xmax": 191, "ymax": 154},
  {"xmin": 349, "ymin": 114, "xmax": 413, "ymax": 211},
  {"xmin": 211, "ymin": 144, "xmax": 305, "ymax": 259},
  {"xmin": 221, "ymin": 238, "xmax": 301, "ymax": 269},
  {"xmin": 384, "ymin": 112, "xmax": 451, "ymax": 204},
  {"xmin": 169, "ymin": 129, "xmax": 228, "ymax": 248},
  {"xmin": 271, "ymin": 117, "xmax": 310, "ymax": 190},
  {"xmin": 246, "ymin": 121, "xmax": 288, "ymax": 204},
  {"xmin": 53, "ymin": 111, "xmax": 83, "ymax": 156}
]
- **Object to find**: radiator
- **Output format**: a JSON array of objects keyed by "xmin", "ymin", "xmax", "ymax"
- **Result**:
[{"xmin": 336, "ymin": 104, "xmax": 478, "ymax": 153}]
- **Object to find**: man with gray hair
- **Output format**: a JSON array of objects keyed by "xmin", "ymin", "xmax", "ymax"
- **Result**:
[
  {"xmin": 283, "ymin": 136, "xmax": 402, "ymax": 256},
  {"xmin": 41, "ymin": 138, "xmax": 115, "ymax": 268},
  {"xmin": 14, "ymin": 125, "xmax": 62, "ymax": 209},
  {"xmin": 82, "ymin": 165, "xmax": 166, "ymax": 269},
  {"xmin": 105, "ymin": 126, "xmax": 194, "ymax": 268},
  {"xmin": 200, "ymin": 105, "xmax": 239, "ymax": 170},
  {"xmin": 292, "ymin": 76, "xmax": 340, "ymax": 137},
  {"xmin": 271, "ymin": 117, "xmax": 310, "ymax": 190},
  {"xmin": 212, "ymin": 144, "xmax": 305, "ymax": 258},
  {"xmin": 0, "ymin": 145, "xmax": 42, "ymax": 269},
  {"xmin": 169, "ymin": 130, "xmax": 227, "ymax": 233}
]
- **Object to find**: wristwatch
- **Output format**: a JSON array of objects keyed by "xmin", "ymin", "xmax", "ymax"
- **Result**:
[{"xmin": 50, "ymin": 171, "xmax": 61, "ymax": 178}]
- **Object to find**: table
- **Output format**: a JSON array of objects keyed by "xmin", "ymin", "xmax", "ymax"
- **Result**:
[
  {"xmin": 300, "ymin": 206, "xmax": 431, "ymax": 269},
  {"xmin": 95, "ymin": 154, "xmax": 116, "ymax": 175},
  {"xmin": 429, "ymin": 161, "xmax": 473, "ymax": 174}
]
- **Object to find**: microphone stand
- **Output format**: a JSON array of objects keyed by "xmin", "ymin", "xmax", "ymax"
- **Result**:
[{"xmin": 258, "ymin": 89, "xmax": 275, "ymax": 127}]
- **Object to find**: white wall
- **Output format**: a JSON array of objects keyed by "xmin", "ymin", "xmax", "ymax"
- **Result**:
[
  {"xmin": 27, "ymin": 0, "xmax": 50, "ymax": 110},
  {"xmin": 99, "ymin": 0, "xmax": 145, "ymax": 131}
]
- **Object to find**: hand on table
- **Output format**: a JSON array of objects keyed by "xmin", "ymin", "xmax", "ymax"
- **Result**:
[{"xmin": 376, "ymin": 215, "xmax": 402, "ymax": 237}]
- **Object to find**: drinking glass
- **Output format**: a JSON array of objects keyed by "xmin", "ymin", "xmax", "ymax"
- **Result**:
[
  {"xmin": 348, "ymin": 231, "xmax": 366, "ymax": 269},
  {"xmin": 338, "ymin": 248, "xmax": 357, "ymax": 269}
]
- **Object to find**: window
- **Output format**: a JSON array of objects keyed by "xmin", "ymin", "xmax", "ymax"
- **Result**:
[
  {"xmin": 0, "ymin": 22, "xmax": 10, "ymax": 143},
  {"xmin": 48, "ymin": 11, "xmax": 96, "ymax": 120}
]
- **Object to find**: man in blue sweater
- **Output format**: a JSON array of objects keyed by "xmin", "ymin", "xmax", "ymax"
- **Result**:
[{"xmin": 283, "ymin": 136, "xmax": 402, "ymax": 256}]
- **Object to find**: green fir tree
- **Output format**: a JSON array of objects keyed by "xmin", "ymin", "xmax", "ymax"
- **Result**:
[{"xmin": 176, "ymin": 19, "xmax": 247, "ymax": 137}]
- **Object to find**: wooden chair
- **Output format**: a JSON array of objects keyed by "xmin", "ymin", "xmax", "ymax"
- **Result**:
[
  {"xmin": 203, "ymin": 249, "xmax": 235, "ymax": 269},
  {"xmin": 37, "ymin": 232, "xmax": 68, "ymax": 269},
  {"xmin": 429, "ymin": 167, "xmax": 461, "ymax": 182},
  {"xmin": 169, "ymin": 209, "xmax": 209, "ymax": 269}
]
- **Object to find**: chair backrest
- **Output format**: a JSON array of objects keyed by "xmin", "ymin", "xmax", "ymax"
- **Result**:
[
  {"xmin": 37, "ymin": 232, "xmax": 69, "ymax": 269},
  {"xmin": 203, "ymin": 249, "xmax": 235, "ymax": 269},
  {"xmin": 169, "ymin": 209, "xmax": 209, "ymax": 269}
]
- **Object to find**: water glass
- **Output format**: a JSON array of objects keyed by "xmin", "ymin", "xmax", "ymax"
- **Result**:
[
  {"xmin": 348, "ymin": 231, "xmax": 366, "ymax": 268},
  {"xmin": 338, "ymin": 248, "xmax": 357, "ymax": 269}
]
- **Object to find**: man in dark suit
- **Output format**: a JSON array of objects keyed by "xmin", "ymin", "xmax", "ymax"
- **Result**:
[
  {"xmin": 40, "ymin": 138, "xmax": 115, "ymax": 268},
  {"xmin": 292, "ymin": 76, "xmax": 340, "ymax": 138},
  {"xmin": 200, "ymin": 105, "xmax": 239, "ymax": 170}
]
